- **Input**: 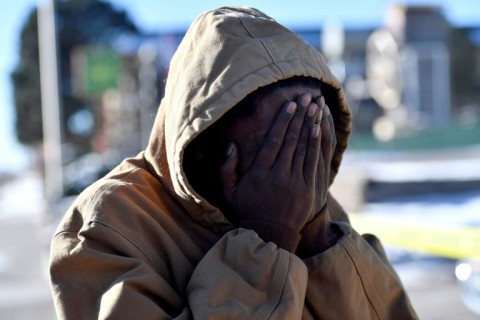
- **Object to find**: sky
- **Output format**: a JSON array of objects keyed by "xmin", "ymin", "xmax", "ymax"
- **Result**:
[
  {"xmin": 105, "ymin": 0, "xmax": 480, "ymax": 32},
  {"xmin": 0, "ymin": 0, "xmax": 479, "ymax": 173}
]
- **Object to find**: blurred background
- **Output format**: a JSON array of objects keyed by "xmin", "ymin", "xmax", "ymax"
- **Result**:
[{"xmin": 0, "ymin": 0, "xmax": 479, "ymax": 318}]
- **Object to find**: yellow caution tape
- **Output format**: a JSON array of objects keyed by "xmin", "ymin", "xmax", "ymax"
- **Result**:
[{"xmin": 349, "ymin": 214, "xmax": 480, "ymax": 260}]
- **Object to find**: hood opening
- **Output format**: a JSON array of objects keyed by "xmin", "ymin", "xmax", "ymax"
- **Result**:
[{"xmin": 183, "ymin": 76, "xmax": 348, "ymax": 225}]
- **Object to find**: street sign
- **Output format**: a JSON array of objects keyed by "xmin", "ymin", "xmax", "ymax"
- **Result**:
[{"xmin": 72, "ymin": 46, "xmax": 121, "ymax": 98}]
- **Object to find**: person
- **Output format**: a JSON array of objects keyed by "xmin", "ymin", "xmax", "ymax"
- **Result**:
[{"xmin": 49, "ymin": 6, "xmax": 418, "ymax": 319}]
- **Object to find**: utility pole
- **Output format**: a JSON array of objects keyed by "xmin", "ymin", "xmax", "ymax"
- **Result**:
[{"xmin": 37, "ymin": 0, "xmax": 63, "ymax": 203}]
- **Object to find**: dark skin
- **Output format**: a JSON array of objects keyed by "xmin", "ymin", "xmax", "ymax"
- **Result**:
[{"xmin": 188, "ymin": 84, "xmax": 338, "ymax": 254}]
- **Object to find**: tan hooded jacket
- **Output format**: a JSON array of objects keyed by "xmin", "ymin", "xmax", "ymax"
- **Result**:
[{"xmin": 50, "ymin": 7, "xmax": 417, "ymax": 319}]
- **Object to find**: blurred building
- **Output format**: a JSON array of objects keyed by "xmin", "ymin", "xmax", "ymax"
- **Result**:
[
  {"xmin": 311, "ymin": 4, "xmax": 480, "ymax": 142},
  {"xmin": 64, "ymin": 37, "xmax": 168, "ymax": 194},
  {"xmin": 384, "ymin": 5, "xmax": 452, "ymax": 130}
]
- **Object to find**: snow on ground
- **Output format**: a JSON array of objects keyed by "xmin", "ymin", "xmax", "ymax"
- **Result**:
[
  {"xmin": 0, "ymin": 170, "xmax": 46, "ymax": 220},
  {"xmin": 361, "ymin": 190, "xmax": 480, "ymax": 228}
]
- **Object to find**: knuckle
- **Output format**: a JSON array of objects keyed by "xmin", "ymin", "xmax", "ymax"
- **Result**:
[
  {"xmin": 295, "ymin": 140, "xmax": 308, "ymax": 154},
  {"xmin": 271, "ymin": 172, "xmax": 288, "ymax": 188},
  {"xmin": 284, "ymin": 131, "xmax": 298, "ymax": 144},
  {"xmin": 304, "ymin": 157, "xmax": 317, "ymax": 171},
  {"xmin": 264, "ymin": 137, "xmax": 282, "ymax": 149},
  {"xmin": 249, "ymin": 170, "xmax": 266, "ymax": 185}
]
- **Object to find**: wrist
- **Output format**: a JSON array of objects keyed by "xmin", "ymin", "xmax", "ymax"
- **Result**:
[
  {"xmin": 297, "ymin": 207, "xmax": 342, "ymax": 258},
  {"xmin": 238, "ymin": 219, "xmax": 301, "ymax": 253}
]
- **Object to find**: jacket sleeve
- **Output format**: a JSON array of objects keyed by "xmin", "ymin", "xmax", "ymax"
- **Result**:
[
  {"xmin": 50, "ymin": 222, "xmax": 308, "ymax": 320},
  {"xmin": 186, "ymin": 228, "xmax": 308, "ymax": 319},
  {"xmin": 50, "ymin": 222, "xmax": 192, "ymax": 319},
  {"xmin": 301, "ymin": 221, "xmax": 419, "ymax": 320}
]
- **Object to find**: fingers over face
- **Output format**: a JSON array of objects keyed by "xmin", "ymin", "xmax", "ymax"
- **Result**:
[
  {"xmin": 252, "ymin": 100, "xmax": 297, "ymax": 171},
  {"xmin": 248, "ymin": 92, "xmax": 335, "ymax": 180},
  {"xmin": 320, "ymin": 102, "xmax": 336, "ymax": 166},
  {"xmin": 294, "ymin": 99, "xmax": 322, "ymax": 182},
  {"xmin": 278, "ymin": 93, "xmax": 316, "ymax": 170},
  {"xmin": 312, "ymin": 97, "xmax": 337, "ymax": 196},
  {"xmin": 314, "ymin": 96, "xmax": 325, "ymax": 125}
]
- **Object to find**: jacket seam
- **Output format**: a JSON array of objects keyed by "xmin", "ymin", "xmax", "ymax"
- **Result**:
[
  {"xmin": 260, "ymin": 250, "xmax": 290, "ymax": 319},
  {"xmin": 338, "ymin": 240, "xmax": 381, "ymax": 320},
  {"xmin": 53, "ymin": 222, "xmax": 154, "ymax": 266},
  {"xmin": 90, "ymin": 220, "xmax": 154, "ymax": 265},
  {"xmin": 237, "ymin": 16, "xmax": 286, "ymax": 78}
]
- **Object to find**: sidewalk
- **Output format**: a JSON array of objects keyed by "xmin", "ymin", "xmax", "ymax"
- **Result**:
[
  {"xmin": 393, "ymin": 254, "xmax": 478, "ymax": 319},
  {"xmin": 0, "ymin": 171, "xmax": 55, "ymax": 320},
  {"xmin": 0, "ymin": 215, "xmax": 55, "ymax": 320}
]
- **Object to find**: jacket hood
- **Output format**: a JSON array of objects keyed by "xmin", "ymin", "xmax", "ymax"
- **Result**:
[{"xmin": 144, "ymin": 6, "xmax": 352, "ymax": 231}]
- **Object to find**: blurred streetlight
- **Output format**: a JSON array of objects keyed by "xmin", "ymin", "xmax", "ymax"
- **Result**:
[{"xmin": 37, "ymin": 0, "xmax": 63, "ymax": 203}]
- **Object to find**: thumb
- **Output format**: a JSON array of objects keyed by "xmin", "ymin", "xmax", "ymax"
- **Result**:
[{"xmin": 219, "ymin": 142, "xmax": 239, "ymax": 203}]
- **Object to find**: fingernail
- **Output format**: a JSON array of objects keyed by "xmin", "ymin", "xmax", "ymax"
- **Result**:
[
  {"xmin": 312, "ymin": 124, "xmax": 320, "ymax": 138},
  {"xmin": 307, "ymin": 103, "xmax": 318, "ymax": 117},
  {"xmin": 300, "ymin": 93, "xmax": 312, "ymax": 107},
  {"xmin": 226, "ymin": 143, "xmax": 234, "ymax": 156},
  {"xmin": 286, "ymin": 101, "xmax": 297, "ymax": 114},
  {"xmin": 318, "ymin": 96, "xmax": 325, "ymax": 108}
]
